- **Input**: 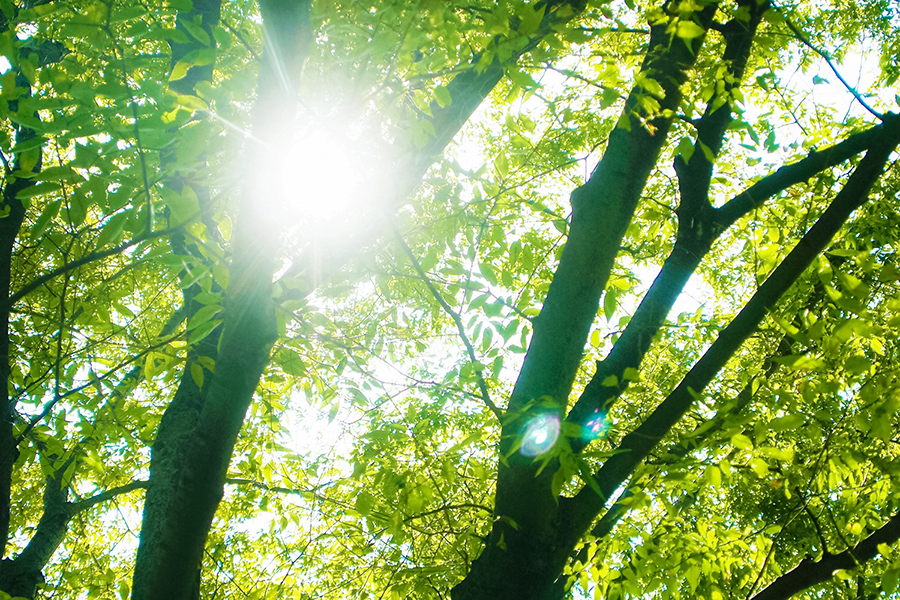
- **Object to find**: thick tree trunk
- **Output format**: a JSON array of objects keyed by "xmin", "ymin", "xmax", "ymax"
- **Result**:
[
  {"xmin": 131, "ymin": 1, "xmax": 307, "ymax": 597},
  {"xmin": 452, "ymin": 3, "xmax": 717, "ymax": 598},
  {"xmin": 0, "ymin": 53, "xmax": 43, "ymax": 566}
]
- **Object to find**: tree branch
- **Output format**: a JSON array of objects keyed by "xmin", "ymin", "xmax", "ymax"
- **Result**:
[
  {"xmin": 751, "ymin": 511, "xmax": 900, "ymax": 600},
  {"xmin": 565, "ymin": 118, "xmax": 891, "ymax": 447},
  {"xmin": 393, "ymin": 227, "xmax": 501, "ymax": 419},
  {"xmin": 68, "ymin": 480, "xmax": 149, "ymax": 515},
  {"xmin": 549, "ymin": 335, "xmax": 792, "ymax": 599},
  {"xmin": 715, "ymin": 121, "xmax": 891, "ymax": 228},
  {"xmin": 454, "ymin": 2, "xmax": 722, "ymax": 596},
  {"xmin": 4, "ymin": 224, "xmax": 183, "ymax": 313},
  {"xmin": 773, "ymin": 2, "xmax": 884, "ymax": 121},
  {"xmin": 561, "ymin": 114, "xmax": 900, "ymax": 549}
]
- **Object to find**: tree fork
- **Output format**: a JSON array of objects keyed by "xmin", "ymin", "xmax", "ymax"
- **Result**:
[
  {"xmin": 453, "ymin": 2, "xmax": 720, "ymax": 598},
  {"xmin": 568, "ymin": 0, "xmax": 767, "ymax": 448},
  {"xmin": 565, "ymin": 117, "xmax": 894, "ymax": 450},
  {"xmin": 562, "ymin": 113, "xmax": 900, "ymax": 547}
]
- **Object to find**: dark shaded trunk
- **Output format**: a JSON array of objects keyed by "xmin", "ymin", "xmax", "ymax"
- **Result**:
[{"xmin": 0, "ymin": 53, "xmax": 44, "ymax": 564}]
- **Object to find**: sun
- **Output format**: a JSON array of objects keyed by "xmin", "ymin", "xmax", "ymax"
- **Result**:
[
  {"xmin": 276, "ymin": 128, "xmax": 359, "ymax": 231},
  {"xmin": 235, "ymin": 107, "xmax": 390, "ymax": 256}
]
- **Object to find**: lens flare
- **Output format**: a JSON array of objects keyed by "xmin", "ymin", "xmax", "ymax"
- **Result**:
[
  {"xmin": 520, "ymin": 414, "xmax": 560, "ymax": 457},
  {"xmin": 583, "ymin": 411, "xmax": 610, "ymax": 442}
]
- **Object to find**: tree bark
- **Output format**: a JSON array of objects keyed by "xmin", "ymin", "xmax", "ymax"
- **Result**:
[
  {"xmin": 751, "ymin": 511, "xmax": 900, "ymax": 600},
  {"xmin": 131, "ymin": 0, "xmax": 308, "ymax": 597},
  {"xmin": 0, "ymin": 6, "xmax": 45, "ymax": 560},
  {"xmin": 562, "ymin": 113, "xmax": 900, "ymax": 551},
  {"xmin": 452, "ymin": 2, "xmax": 719, "ymax": 598}
]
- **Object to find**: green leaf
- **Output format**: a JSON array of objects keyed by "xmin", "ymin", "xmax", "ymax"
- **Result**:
[
  {"xmin": 676, "ymin": 136, "xmax": 694, "ymax": 164},
  {"xmin": 731, "ymin": 434, "xmax": 753, "ymax": 450},
  {"xmin": 67, "ymin": 188, "xmax": 91, "ymax": 228},
  {"xmin": 29, "ymin": 198, "xmax": 61, "ymax": 239},
  {"xmin": 883, "ymin": 570, "xmax": 899, "ymax": 595},
  {"xmin": 676, "ymin": 21, "xmax": 705, "ymax": 39},
  {"xmin": 434, "ymin": 85, "xmax": 451, "ymax": 108},
  {"xmin": 479, "ymin": 262, "xmax": 498, "ymax": 285},
  {"xmin": 187, "ymin": 304, "xmax": 222, "ymax": 330},
  {"xmin": 16, "ymin": 182, "xmax": 61, "ymax": 200},
  {"xmin": 844, "ymin": 354, "xmax": 871, "ymax": 374},
  {"xmin": 188, "ymin": 319, "xmax": 221, "ymax": 345},
  {"xmin": 705, "ymin": 465, "xmax": 721, "ymax": 488},
  {"xmin": 179, "ymin": 16, "xmax": 210, "ymax": 46},
  {"xmin": 169, "ymin": 48, "xmax": 217, "ymax": 82},
  {"xmin": 495, "ymin": 153, "xmax": 508, "ymax": 177},
  {"xmin": 190, "ymin": 362, "xmax": 204, "ymax": 388},
  {"xmin": 748, "ymin": 457, "xmax": 769, "ymax": 477},
  {"xmin": 518, "ymin": 4, "xmax": 545, "ymax": 35},
  {"xmin": 756, "ymin": 447, "xmax": 793, "ymax": 462},
  {"xmin": 603, "ymin": 290, "xmax": 616, "ymax": 321},
  {"xmin": 276, "ymin": 348, "xmax": 306, "ymax": 377},
  {"xmin": 768, "ymin": 414, "xmax": 805, "ymax": 432},
  {"xmin": 160, "ymin": 185, "xmax": 200, "ymax": 226},
  {"xmin": 96, "ymin": 212, "xmax": 128, "ymax": 247}
]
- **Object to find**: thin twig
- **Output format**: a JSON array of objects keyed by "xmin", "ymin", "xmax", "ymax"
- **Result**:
[
  {"xmin": 774, "ymin": 3, "xmax": 884, "ymax": 120},
  {"xmin": 391, "ymin": 225, "xmax": 502, "ymax": 420},
  {"xmin": 221, "ymin": 17, "xmax": 261, "ymax": 62},
  {"xmin": 5, "ymin": 224, "xmax": 183, "ymax": 311}
]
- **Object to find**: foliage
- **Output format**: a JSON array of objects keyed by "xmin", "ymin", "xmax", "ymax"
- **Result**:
[{"xmin": 0, "ymin": 0, "xmax": 898, "ymax": 599}]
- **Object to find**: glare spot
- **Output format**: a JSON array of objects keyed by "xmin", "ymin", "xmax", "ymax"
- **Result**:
[
  {"xmin": 279, "ymin": 130, "xmax": 357, "ymax": 226},
  {"xmin": 254, "ymin": 119, "xmax": 387, "ymax": 250},
  {"xmin": 583, "ymin": 411, "xmax": 610, "ymax": 442},
  {"xmin": 520, "ymin": 414, "xmax": 560, "ymax": 457}
]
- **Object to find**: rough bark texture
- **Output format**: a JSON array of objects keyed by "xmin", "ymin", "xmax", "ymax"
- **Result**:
[{"xmin": 0, "ymin": 176, "xmax": 28, "ymax": 567}]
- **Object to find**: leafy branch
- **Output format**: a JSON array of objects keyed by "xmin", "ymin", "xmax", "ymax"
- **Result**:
[
  {"xmin": 563, "ymin": 114, "xmax": 900, "ymax": 548},
  {"xmin": 393, "ymin": 226, "xmax": 502, "ymax": 419},
  {"xmin": 751, "ymin": 511, "xmax": 900, "ymax": 600},
  {"xmin": 4, "ymin": 224, "xmax": 184, "ymax": 313}
]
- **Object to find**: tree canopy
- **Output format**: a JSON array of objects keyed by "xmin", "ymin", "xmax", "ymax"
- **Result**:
[{"xmin": 0, "ymin": 0, "xmax": 898, "ymax": 599}]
